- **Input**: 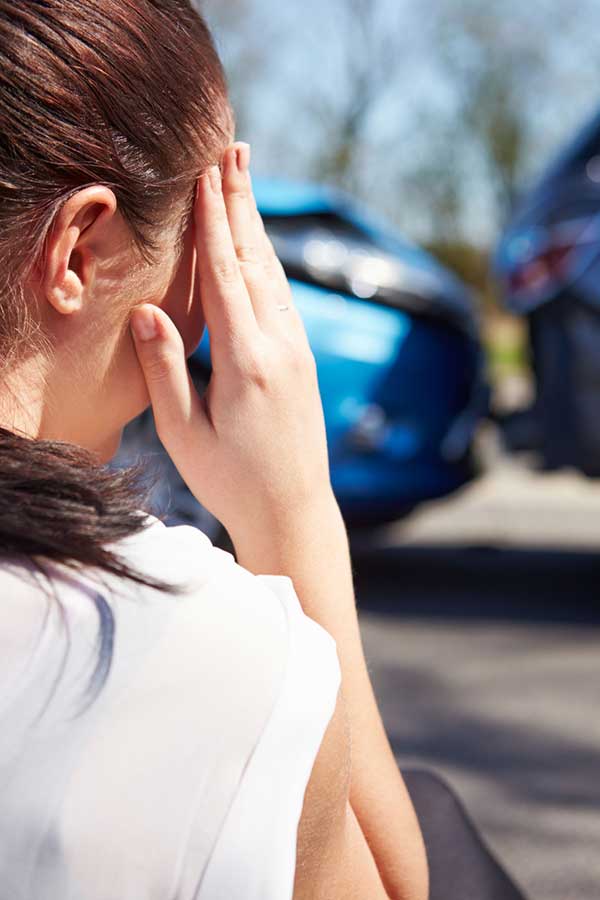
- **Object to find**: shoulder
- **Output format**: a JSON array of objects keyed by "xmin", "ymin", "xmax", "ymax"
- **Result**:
[
  {"xmin": 110, "ymin": 513, "xmax": 337, "ymax": 666},
  {"xmin": 0, "ymin": 517, "xmax": 292, "ymax": 728},
  {"xmin": 104, "ymin": 514, "xmax": 341, "ymax": 772},
  {"xmin": 0, "ymin": 518, "xmax": 342, "ymax": 899},
  {"xmin": 109, "ymin": 514, "xmax": 294, "ymax": 661}
]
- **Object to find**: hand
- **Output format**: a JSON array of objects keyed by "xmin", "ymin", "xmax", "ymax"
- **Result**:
[{"xmin": 130, "ymin": 142, "xmax": 334, "ymax": 546}]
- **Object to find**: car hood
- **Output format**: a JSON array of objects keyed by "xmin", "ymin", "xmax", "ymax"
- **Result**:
[{"xmin": 254, "ymin": 177, "xmax": 479, "ymax": 337}]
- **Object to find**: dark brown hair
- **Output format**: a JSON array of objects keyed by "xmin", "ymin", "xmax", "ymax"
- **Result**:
[{"xmin": 0, "ymin": 0, "xmax": 231, "ymax": 697}]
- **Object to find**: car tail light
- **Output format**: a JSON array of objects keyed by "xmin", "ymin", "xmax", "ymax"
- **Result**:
[
  {"xmin": 502, "ymin": 216, "xmax": 600, "ymax": 313},
  {"xmin": 508, "ymin": 244, "xmax": 572, "ymax": 294}
]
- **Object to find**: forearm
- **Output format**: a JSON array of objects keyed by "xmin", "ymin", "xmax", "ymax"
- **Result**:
[{"xmin": 232, "ymin": 491, "xmax": 429, "ymax": 900}]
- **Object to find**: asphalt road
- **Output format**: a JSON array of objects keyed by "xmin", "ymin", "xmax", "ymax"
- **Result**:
[{"xmin": 351, "ymin": 442, "xmax": 600, "ymax": 900}]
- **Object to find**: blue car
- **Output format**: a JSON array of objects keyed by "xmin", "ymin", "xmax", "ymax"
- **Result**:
[{"xmin": 117, "ymin": 178, "xmax": 487, "ymax": 538}]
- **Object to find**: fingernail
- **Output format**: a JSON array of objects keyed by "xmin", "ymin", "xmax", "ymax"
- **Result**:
[
  {"xmin": 208, "ymin": 165, "xmax": 221, "ymax": 193},
  {"xmin": 131, "ymin": 306, "xmax": 157, "ymax": 342},
  {"xmin": 236, "ymin": 143, "xmax": 251, "ymax": 173}
]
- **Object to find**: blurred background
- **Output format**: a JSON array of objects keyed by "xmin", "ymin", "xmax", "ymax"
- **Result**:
[
  {"xmin": 119, "ymin": 2, "xmax": 600, "ymax": 898},
  {"xmin": 202, "ymin": 0, "xmax": 600, "ymax": 413}
]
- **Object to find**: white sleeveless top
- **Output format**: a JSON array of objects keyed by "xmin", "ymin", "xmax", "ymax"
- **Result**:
[{"xmin": 0, "ymin": 514, "xmax": 341, "ymax": 900}]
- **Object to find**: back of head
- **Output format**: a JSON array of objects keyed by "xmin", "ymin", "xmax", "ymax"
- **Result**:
[
  {"xmin": 0, "ymin": 1, "xmax": 231, "ymax": 604},
  {"xmin": 0, "ymin": 0, "xmax": 231, "ymax": 365}
]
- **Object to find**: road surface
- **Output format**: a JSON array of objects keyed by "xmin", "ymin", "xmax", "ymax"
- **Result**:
[{"xmin": 352, "ymin": 438, "xmax": 600, "ymax": 900}]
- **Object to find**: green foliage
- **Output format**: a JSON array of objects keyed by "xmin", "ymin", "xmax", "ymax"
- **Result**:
[{"xmin": 424, "ymin": 240, "xmax": 493, "ymax": 301}]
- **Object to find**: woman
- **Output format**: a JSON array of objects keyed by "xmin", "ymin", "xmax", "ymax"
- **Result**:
[{"xmin": 0, "ymin": 3, "xmax": 527, "ymax": 899}]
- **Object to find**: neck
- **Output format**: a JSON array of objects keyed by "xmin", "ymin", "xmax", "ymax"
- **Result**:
[
  {"xmin": 0, "ymin": 355, "xmax": 120, "ymax": 463},
  {"xmin": 0, "ymin": 354, "xmax": 47, "ymax": 441}
]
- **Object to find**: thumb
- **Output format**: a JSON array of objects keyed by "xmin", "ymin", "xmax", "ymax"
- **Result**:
[{"xmin": 130, "ymin": 304, "xmax": 209, "ymax": 458}]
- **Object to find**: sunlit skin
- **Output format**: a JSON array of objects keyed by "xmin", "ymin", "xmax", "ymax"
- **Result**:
[
  {"xmin": 0, "ymin": 136, "xmax": 233, "ymax": 463},
  {"xmin": 0, "ymin": 131, "xmax": 429, "ymax": 899}
]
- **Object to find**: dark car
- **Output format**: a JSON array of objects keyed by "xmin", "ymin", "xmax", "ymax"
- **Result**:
[
  {"xmin": 117, "ymin": 177, "xmax": 488, "ymax": 540},
  {"xmin": 494, "ymin": 105, "xmax": 600, "ymax": 475}
]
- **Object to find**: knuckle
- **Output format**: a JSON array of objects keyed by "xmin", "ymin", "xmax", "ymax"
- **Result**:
[
  {"xmin": 142, "ymin": 348, "xmax": 177, "ymax": 385},
  {"xmin": 235, "ymin": 243, "xmax": 262, "ymax": 266},
  {"xmin": 213, "ymin": 257, "xmax": 241, "ymax": 285},
  {"xmin": 247, "ymin": 363, "xmax": 269, "ymax": 391},
  {"xmin": 273, "ymin": 331, "xmax": 309, "ymax": 368},
  {"xmin": 229, "ymin": 184, "xmax": 251, "ymax": 203},
  {"xmin": 239, "ymin": 350, "xmax": 269, "ymax": 389}
]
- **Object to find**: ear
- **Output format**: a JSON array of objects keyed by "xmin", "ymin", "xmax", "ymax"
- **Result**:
[{"xmin": 43, "ymin": 186, "xmax": 118, "ymax": 316}]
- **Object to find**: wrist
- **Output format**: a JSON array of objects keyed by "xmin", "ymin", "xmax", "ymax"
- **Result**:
[{"xmin": 230, "ymin": 487, "xmax": 346, "ymax": 575}]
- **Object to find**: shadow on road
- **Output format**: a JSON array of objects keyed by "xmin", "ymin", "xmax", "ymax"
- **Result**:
[
  {"xmin": 351, "ymin": 544, "xmax": 600, "ymax": 624},
  {"xmin": 384, "ymin": 664, "xmax": 600, "ymax": 813},
  {"xmin": 351, "ymin": 541, "xmax": 600, "ymax": 900}
]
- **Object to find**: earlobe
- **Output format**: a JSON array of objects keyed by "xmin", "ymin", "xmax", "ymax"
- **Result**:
[
  {"xmin": 48, "ymin": 270, "xmax": 84, "ymax": 314},
  {"xmin": 44, "ymin": 216, "xmax": 88, "ymax": 317}
]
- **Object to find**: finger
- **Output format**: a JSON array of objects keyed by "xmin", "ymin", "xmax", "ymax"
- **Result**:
[
  {"xmin": 194, "ymin": 166, "xmax": 258, "ymax": 355},
  {"xmin": 221, "ymin": 143, "xmax": 278, "ymax": 325},
  {"xmin": 241, "ymin": 168, "xmax": 282, "ymax": 267},
  {"xmin": 222, "ymin": 144, "xmax": 260, "ymax": 258},
  {"xmin": 219, "ymin": 143, "xmax": 297, "ymax": 320},
  {"xmin": 130, "ymin": 303, "xmax": 211, "ymax": 462},
  {"xmin": 244, "ymin": 175, "xmax": 298, "ymax": 309}
]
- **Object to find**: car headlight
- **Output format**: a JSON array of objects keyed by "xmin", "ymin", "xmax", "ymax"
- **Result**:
[{"xmin": 267, "ymin": 222, "xmax": 441, "ymax": 302}]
